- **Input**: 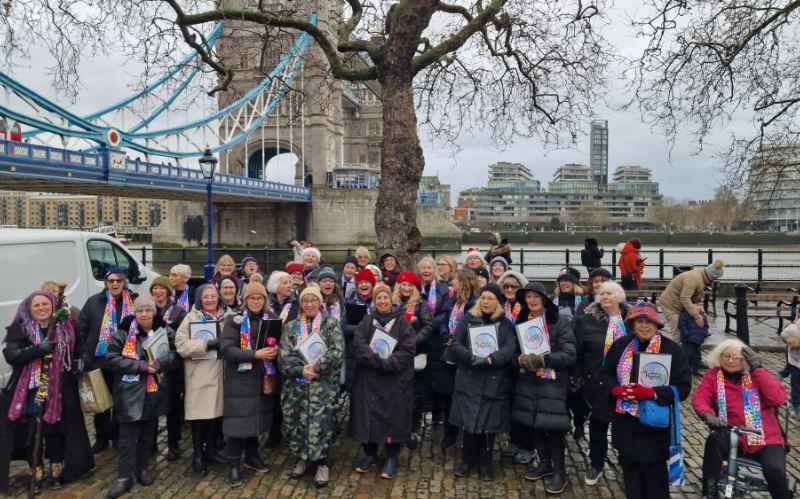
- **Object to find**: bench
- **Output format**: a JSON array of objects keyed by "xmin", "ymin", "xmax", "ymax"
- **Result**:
[{"xmin": 723, "ymin": 287, "xmax": 799, "ymax": 338}]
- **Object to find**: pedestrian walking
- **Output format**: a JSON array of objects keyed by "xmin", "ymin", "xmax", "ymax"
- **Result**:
[{"xmin": 485, "ymin": 233, "xmax": 512, "ymax": 265}]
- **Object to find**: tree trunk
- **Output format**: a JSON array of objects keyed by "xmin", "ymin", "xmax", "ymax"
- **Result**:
[{"xmin": 375, "ymin": 78, "xmax": 424, "ymax": 270}]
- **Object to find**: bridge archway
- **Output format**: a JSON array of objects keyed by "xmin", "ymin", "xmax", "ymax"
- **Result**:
[{"xmin": 246, "ymin": 139, "xmax": 304, "ymax": 185}]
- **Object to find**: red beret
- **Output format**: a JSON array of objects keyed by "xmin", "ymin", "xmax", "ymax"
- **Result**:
[
  {"xmin": 397, "ymin": 271, "xmax": 422, "ymax": 290},
  {"xmin": 286, "ymin": 262, "xmax": 304, "ymax": 274},
  {"xmin": 355, "ymin": 268, "xmax": 377, "ymax": 286}
]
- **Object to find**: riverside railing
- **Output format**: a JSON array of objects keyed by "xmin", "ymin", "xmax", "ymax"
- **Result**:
[{"xmin": 131, "ymin": 246, "xmax": 800, "ymax": 283}]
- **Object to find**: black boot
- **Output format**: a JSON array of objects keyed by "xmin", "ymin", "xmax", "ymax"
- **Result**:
[
  {"xmin": 166, "ymin": 445, "xmax": 180, "ymax": 462},
  {"xmin": 441, "ymin": 425, "xmax": 458, "ymax": 449},
  {"xmin": 454, "ymin": 461, "xmax": 472, "ymax": 478},
  {"xmin": 243, "ymin": 453, "xmax": 270, "ymax": 473},
  {"xmin": 136, "ymin": 467, "xmax": 155, "ymax": 487},
  {"xmin": 525, "ymin": 460, "xmax": 553, "ymax": 481},
  {"xmin": 106, "ymin": 477, "xmax": 133, "ymax": 498},
  {"xmin": 191, "ymin": 451, "xmax": 207, "ymax": 475},
  {"xmin": 228, "ymin": 461, "xmax": 243, "ymax": 488},
  {"xmin": 479, "ymin": 459, "xmax": 495, "ymax": 482},
  {"xmin": 544, "ymin": 444, "xmax": 568, "ymax": 494}
]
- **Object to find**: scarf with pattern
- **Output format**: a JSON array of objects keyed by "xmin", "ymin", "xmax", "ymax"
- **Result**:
[
  {"xmin": 448, "ymin": 301, "xmax": 466, "ymax": 337},
  {"xmin": 238, "ymin": 311, "xmax": 270, "ymax": 371},
  {"xmin": 95, "ymin": 290, "xmax": 134, "ymax": 357},
  {"xmin": 504, "ymin": 300, "xmax": 521, "ymax": 322},
  {"xmin": 605, "ymin": 315, "xmax": 627, "ymax": 357},
  {"xmin": 615, "ymin": 334, "xmax": 662, "ymax": 417},
  {"xmin": 425, "ymin": 280, "xmax": 438, "ymax": 313},
  {"xmin": 528, "ymin": 313, "xmax": 556, "ymax": 380},
  {"xmin": 121, "ymin": 319, "xmax": 157, "ymax": 393},
  {"xmin": 325, "ymin": 300, "xmax": 341, "ymax": 321},
  {"xmin": 717, "ymin": 369, "xmax": 765, "ymax": 448}
]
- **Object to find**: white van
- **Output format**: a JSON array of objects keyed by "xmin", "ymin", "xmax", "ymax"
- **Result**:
[{"xmin": 0, "ymin": 229, "xmax": 159, "ymax": 387}]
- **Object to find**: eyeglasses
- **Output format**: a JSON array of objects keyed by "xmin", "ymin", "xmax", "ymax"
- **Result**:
[
  {"xmin": 502, "ymin": 284, "xmax": 519, "ymax": 290},
  {"xmin": 721, "ymin": 354, "xmax": 743, "ymax": 361},
  {"xmin": 107, "ymin": 278, "xmax": 124, "ymax": 284}
]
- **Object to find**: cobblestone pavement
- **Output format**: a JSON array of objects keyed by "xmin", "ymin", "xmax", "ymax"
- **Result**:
[{"xmin": 6, "ymin": 351, "xmax": 798, "ymax": 498}]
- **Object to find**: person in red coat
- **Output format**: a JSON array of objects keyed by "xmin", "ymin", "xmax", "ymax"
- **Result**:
[
  {"xmin": 692, "ymin": 338, "xmax": 790, "ymax": 499},
  {"xmin": 617, "ymin": 240, "xmax": 644, "ymax": 291}
]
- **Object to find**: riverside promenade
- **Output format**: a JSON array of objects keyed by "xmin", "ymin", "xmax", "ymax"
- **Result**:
[{"xmin": 6, "ymin": 350, "xmax": 796, "ymax": 498}]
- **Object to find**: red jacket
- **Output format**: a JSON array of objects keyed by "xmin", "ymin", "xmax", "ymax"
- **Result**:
[
  {"xmin": 618, "ymin": 243, "xmax": 644, "ymax": 286},
  {"xmin": 692, "ymin": 367, "xmax": 787, "ymax": 454}
]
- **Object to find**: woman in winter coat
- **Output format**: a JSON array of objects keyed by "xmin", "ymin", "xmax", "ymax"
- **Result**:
[
  {"xmin": 433, "ymin": 268, "xmax": 479, "ymax": 449},
  {"xmin": 351, "ymin": 283, "xmax": 415, "ymax": 480},
  {"xmin": 0, "ymin": 291, "xmax": 93, "ymax": 495},
  {"xmin": 573, "ymin": 280, "xmax": 630, "ymax": 485},
  {"xmin": 618, "ymin": 239, "xmax": 645, "ymax": 291},
  {"xmin": 341, "ymin": 268, "xmax": 376, "ymax": 390},
  {"xmin": 449, "ymin": 283, "xmax": 517, "ymax": 481},
  {"xmin": 603, "ymin": 303, "xmax": 691, "ymax": 499},
  {"xmin": 105, "ymin": 296, "xmax": 180, "ymax": 498},
  {"xmin": 693, "ymin": 339, "xmax": 790, "ymax": 499},
  {"xmin": 581, "ymin": 238, "xmax": 604, "ymax": 274},
  {"xmin": 497, "ymin": 270, "xmax": 528, "ymax": 322},
  {"xmin": 316, "ymin": 267, "xmax": 343, "ymax": 322},
  {"xmin": 553, "ymin": 268, "xmax": 585, "ymax": 318},
  {"xmin": 418, "ymin": 257, "xmax": 450, "ymax": 424},
  {"xmin": 512, "ymin": 283, "xmax": 576, "ymax": 495},
  {"xmin": 210, "ymin": 254, "xmax": 240, "ymax": 288},
  {"xmin": 219, "ymin": 277, "xmax": 242, "ymax": 313},
  {"xmin": 175, "ymin": 284, "xmax": 226, "ymax": 476},
  {"xmin": 436, "ymin": 255, "xmax": 458, "ymax": 284},
  {"xmin": 380, "ymin": 253, "xmax": 401, "ymax": 288},
  {"xmin": 393, "ymin": 271, "xmax": 434, "ymax": 447},
  {"xmin": 279, "ymin": 285, "xmax": 344, "ymax": 488},
  {"xmin": 220, "ymin": 282, "xmax": 277, "ymax": 487}
]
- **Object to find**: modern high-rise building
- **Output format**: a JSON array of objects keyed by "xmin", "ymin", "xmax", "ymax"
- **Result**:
[
  {"xmin": 747, "ymin": 145, "xmax": 800, "ymax": 231},
  {"xmin": 487, "ymin": 161, "xmax": 541, "ymax": 191},
  {"xmin": 590, "ymin": 120, "xmax": 609, "ymax": 189},
  {"xmin": 549, "ymin": 163, "xmax": 598, "ymax": 194},
  {"xmin": 610, "ymin": 165, "xmax": 660, "ymax": 197}
]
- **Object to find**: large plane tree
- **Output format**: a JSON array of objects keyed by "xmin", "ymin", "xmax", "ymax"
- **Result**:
[{"xmin": 1, "ymin": 1, "xmax": 611, "ymax": 266}]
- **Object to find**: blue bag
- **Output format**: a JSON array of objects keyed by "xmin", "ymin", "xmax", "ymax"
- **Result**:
[
  {"xmin": 667, "ymin": 386, "xmax": 685, "ymax": 486},
  {"xmin": 639, "ymin": 397, "xmax": 670, "ymax": 428}
]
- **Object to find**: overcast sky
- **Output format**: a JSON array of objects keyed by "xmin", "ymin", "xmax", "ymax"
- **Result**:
[{"xmin": 5, "ymin": 0, "xmax": 755, "ymax": 203}]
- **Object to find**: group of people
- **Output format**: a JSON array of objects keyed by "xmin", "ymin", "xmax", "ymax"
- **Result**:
[{"xmin": 0, "ymin": 244, "xmax": 792, "ymax": 499}]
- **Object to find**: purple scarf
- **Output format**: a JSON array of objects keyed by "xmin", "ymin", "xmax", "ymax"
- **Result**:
[{"xmin": 8, "ymin": 291, "xmax": 74, "ymax": 424}]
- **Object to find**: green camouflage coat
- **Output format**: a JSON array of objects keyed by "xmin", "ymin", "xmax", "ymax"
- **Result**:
[{"xmin": 279, "ymin": 315, "xmax": 344, "ymax": 462}]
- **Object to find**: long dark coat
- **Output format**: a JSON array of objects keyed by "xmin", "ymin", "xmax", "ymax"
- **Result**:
[
  {"xmin": 448, "ymin": 305, "xmax": 517, "ymax": 434},
  {"xmin": 0, "ymin": 320, "xmax": 94, "ymax": 490},
  {"xmin": 573, "ymin": 302, "xmax": 631, "ymax": 422},
  {"xmin": 349, "ymin": 310, "xmax": 415, "ymax": 444},
  {"xmin": 220, "ymin": 310, "xmax": 277, "ymax": 439},
  {"xmin": 430, "ymin": 295, "xmax": 476, "ymax": 396},
  {"xmin": 602, "ymin": 333, "xmax": 691, "ymax": 463},
  {"xmin": 511, "ymin": 311, "xmax": 576, "ymax": 432},
  {"xmin": 77, "ymin": 290, "xmax": 138, "ymax": 370},
  {"xmin": 341, "ymin": 294, "xmax": 372, "ymax": 390},
  {"xmin": 400, "ymin": 299, "xmax": 435, "ymax": 414},
  {"xmin": 107, "ymin": 318, "xmax": 180, "ymax": 422}
]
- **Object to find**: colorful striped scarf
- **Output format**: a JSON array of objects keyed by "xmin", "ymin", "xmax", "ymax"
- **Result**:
[
  {"xmin": 615, "ymin": 334, "xmax": 662, "ymax": 417},
  {"xmin": 448, "ymin": 302, "xmax": 466, "ymax": 337},
  {"xmin": 121, "ymin": 320, "xmax": 157, "ymax": 393},
  {"xmin": 605, "ymin": 315, "xmax": 627, "ymax": 357},
  {"xmin": 238, "ymin": 312, "xmax": 270, "ymax": 371},
  {"xmin": 504, "ymin": 301, "xmax": 520, "ymax": 321},
  {"xmin": 174, "ymin": 287, "xmax": 190, "ymax": 311},
  {"xmin": 425, "ymin": 280, "xmax": 438, "ymax": 313},
  {"xmin": 95, "ymin": 290, "xmax": 134, "ymax": 357},
  {"xmin": 717, "ymin": 369, "xmax": 765, "ymax": 448}
]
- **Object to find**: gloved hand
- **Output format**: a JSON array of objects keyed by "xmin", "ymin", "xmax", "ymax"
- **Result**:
[
  {"xmin": 470, "ymin": 355, "xmax": 489, "ymax": 368},
  {"xmin": 628, "ymin": 384, "xmax": 656, "ymax": 401},
  {"xmin": 518, "ymin": 354, "xmax": 544, "ymax": 372},
  {"xmin": 702, "ymin": 412, "xmax": 721, "ymax": 429},
  {"xmin": 611, "ymin": 385, "xmax": 626, "ymax": 399},
  {"xmin": 742, "ymin": 346, "xmax": 762, "ymax": 371},
  {"xmin": 206, "ymin": 338, "xmax": 220, "ymax": 351},
  {"xmin": 36, "ymin": 341, "xmax": 56, "ymax": 357}
]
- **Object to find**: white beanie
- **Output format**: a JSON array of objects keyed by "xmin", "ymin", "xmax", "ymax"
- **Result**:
[{"xmin": 302, "ymin": 246, "xmax": 322, "ymax": 263}]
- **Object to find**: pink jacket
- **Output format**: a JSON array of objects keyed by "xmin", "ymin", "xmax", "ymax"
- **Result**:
[{"xmin": 692, "ymin": 367, "xmax": 787, "ymax": 454}]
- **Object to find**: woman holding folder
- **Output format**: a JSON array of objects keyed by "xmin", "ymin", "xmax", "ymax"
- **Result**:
[
  {"xmin": 449, "ymin": 283, "xmax": 517, "ymax": 481},
  {"xmin": 279, "ymin": 284, "xmax": 344, "ymax": 487},
  {"xmin": 350, "ymin": 283, "xmax": 415, "ymax": 480}
]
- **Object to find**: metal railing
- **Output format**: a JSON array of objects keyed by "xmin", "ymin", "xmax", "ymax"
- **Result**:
[{"xmin": 130, "ymin": 246, "xmax": 800, "ymax": 283}]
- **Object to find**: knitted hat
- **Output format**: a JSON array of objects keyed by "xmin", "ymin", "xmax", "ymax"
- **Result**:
[
  {"xmin": 302, "ymin": 246, "xmax": 322, "ymax": 263},
  {"xmin": 286, "ymin": 262, "xmax": 304, "ymax": 274},
  {"xmin": 240, "ymin": 256, "xmax": 258, "ymax": 268},
  {"xmin": 474, "ymin": 267, "xmax": 489, "ymax": 281},
  {"xmin": 396, "ymin": 271, "xmax": 422, "ymax": 290},
  {"xmin": 705, "ymin": 260, "xmax": 725, "ymax": 281},
  {"xmin": 317, "ymin": 266, "xmax": 337, "ymax": 282},
  {"xmin": 150, "ymin": 276, "xmax": 173, "ymax": 295},
  {"xmin": 243, "ymin": 282, "xmax": 268, "ymax": 301},
  {"xmin": 557, "ymin": 267, "xmax": 579, "ymax": 283},
  {"xmin": 365, "ymin": 264, "xmax": 383, "ymax": 282},
  {"xmin": 490, "ymin": 256, "xmax": 509, "ymax": 269},
  {"xmin": 372, "ymin": 282, "xmax": 392, "ymax": 301},
  {"xmin": 134, "ymin": 294, "xmax": 155, "ymax": 312},
  {"xmin": 479, "ymin": 283, "xmax": 506, "ymax": 305},
  {"xmin": 625, "ymin": 303, "xmax": 664, "ymax": 329},
  {"xmin": 355, "ymin": 268, "xmax": 377, "ymax": 286},
  {"xmin": 379, "ymin": 252, "xmax": 397, "ymax": 265},
  {"xmin": 465, "ymin": 248, "xmax": 485, "ymax": 266},
  {"xmin": 299, "ymin": 283, "xmax": 323, "ymax": 303},
  {"xmin": 498, "ymin": 270, "xmax": 528, "ymax": 288},
  {"xmin": 589, "ymin": 268, "xmax": 613, "ymax": 280}
]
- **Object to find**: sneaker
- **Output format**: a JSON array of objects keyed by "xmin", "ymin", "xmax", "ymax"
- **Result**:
[
  {"xmin": 545, "ymin": 471, "xmax": 568, "ymax": 494},
  {"xmin": 243, "ymin": 454, "xmax": 270, "ymax": 473},
  {"xmin": 584, "ymin": 467, "xmax": 603, "ymax": 485},
  {"xmin": 525, "ymin": 461, "xmax": 553, "ymax": 482},
  {"xmin": 354, "ymin": 454, "xmax": 375, "ymax": 473},
  {"xmin": 288, "ymin": 460, "xmax": 308, "ymax": 479},
  {"xmin": 513, "ymin": 449, "xmax": 534, "ymax": 465},
  {"xmin": 313, "ymin": 465, "xmax": 330, "ymax": 487}
]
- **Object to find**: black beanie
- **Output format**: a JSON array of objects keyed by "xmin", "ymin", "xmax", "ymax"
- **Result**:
[{"xmin": 480, "ymin": 283, "xmax": 506, "ymax": 305}]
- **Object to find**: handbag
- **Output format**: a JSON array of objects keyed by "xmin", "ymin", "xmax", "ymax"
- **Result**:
[
  {"xmin": 414, "ymin": 353, "xmax": 428, "ymax": 371},
  {"xmin": 79, "ymin": 368, "xmax": 114, "ymax": 414},
  {"xmin": 667, "ymin": 386, "xmax": 685, "ymax": 486},
  {"xmin": 639, "ymin": 397, "xmax": 670, "ymax": 429}
]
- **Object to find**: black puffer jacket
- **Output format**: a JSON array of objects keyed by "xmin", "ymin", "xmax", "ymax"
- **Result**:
[
  {"xmin": 220, "ymin": 309, "xmax": 277, "ymax": 439},
  {"xmin": 106, "ymin": 317, "xmax": 180, "ymax": 422},
  {"xmin": 448, "ymin": 304, "xmax": 517, "ymax": 434},
  {"xmin": 399, "ymin": 299, "xmax": 435, "ymax": 414},
  {"xmin": 511, "ymin": 310, "xmax": 576, "ymax": 432},
  {"xmin": 574, "ymin": 302, "xmax": 631, "ymax": 422}
]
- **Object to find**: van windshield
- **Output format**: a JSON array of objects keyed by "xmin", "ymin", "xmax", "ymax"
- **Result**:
[{"xmin": 87, "ymin": 239, "xmax": 134, "ymax": 281}]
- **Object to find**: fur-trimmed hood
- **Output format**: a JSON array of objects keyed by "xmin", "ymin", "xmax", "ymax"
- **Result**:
[
  {"xmin": 584, "ymin": 300, "xmax": 632, "ymax": 322},
  {"xmin": 497, "ymin": 270, "xmax": 528, "ymax": 288}
]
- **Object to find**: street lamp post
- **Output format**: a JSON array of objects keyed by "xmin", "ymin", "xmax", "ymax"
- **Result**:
[{"xmin": 199, "ymin": 148, "xmax": 218, "ymax": 281}]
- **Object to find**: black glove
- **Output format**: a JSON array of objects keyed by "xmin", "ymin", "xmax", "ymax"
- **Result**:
[
  {"xmin": 702, "ymin": 412, "xmax": 721, "ymax": 429},
  {"xmin": 470, "ymin": 355, "xmax": 488, "ymax": 368},
  {"xmin": 742, "ymin": 346, "xmax": 762, "ymax": 371},
  {"xmin": 206, "ymin": 339, "xmax": 220, "ymax": 351},
  {"xmin": 36, "ymin": 341, "xmax": 56, "ymax": 357}
]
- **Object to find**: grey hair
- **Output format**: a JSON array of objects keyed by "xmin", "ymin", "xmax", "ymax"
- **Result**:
[
  {"xmin": 170, "ymin": 264, "xmax": 192, "ymax": 278},
  {"xmin": 355, "ymin": 246, "xmax": 371, "ymax": 258},
  {"xmin": 267, "ymin": 271, "xmax": 291, "ymax": 294},
  {"xmin": 417, "ymin": 256, "xmax": 436, "ymax": 273},
  {"xmin": 707, "ymin": 338, "xmax": 746, "ymax": 369},
  {"xmin": 597, "ymin": 281, "xmax": 626, "ymax": 303}
]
